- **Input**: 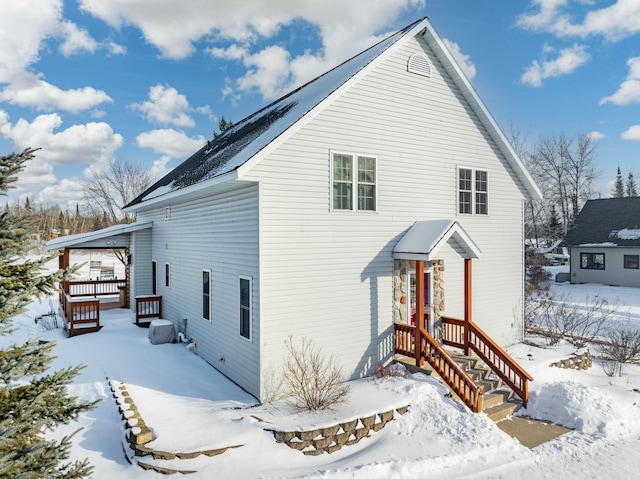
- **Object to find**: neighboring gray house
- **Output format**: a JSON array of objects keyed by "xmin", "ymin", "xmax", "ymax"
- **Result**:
[
  {"xmin": 47, "ymin": 17, "xmax": 541, "ymax": 402},
  {"xmin": 563, "ymin": 197, "xmax": 640, "ymax": 288}
]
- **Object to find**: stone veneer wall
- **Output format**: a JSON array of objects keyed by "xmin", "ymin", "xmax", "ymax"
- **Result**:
[{"xmin": 393, "ymin": 259, "xmax": 445, "ymax": 341}]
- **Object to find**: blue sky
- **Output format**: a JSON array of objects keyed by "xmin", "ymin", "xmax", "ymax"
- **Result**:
[{"xmin": 1, "ymin": 0, "xmax": 639, "ymax": 209}]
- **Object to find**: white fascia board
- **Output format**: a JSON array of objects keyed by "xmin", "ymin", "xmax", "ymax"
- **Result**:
[
  {"xmin": 236, "ymin": 20, "xmax": 431, "ymax": 179},
  {"xmin": 45, "ymin": 222, "xmax": 153, "ymax": 250},
  {"xmin": 422, "ymin": 19, "xmax": 543, "ymax": 202},
  {"xmin": 124, "ymin": 170, "xmax": 239, "ymax": 213}
]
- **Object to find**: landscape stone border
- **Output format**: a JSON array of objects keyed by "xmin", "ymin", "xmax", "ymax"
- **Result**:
[
  {"xmin": 549, "ymin": 349, "xmax": 592, "ymax": 370},
  {"xmin": 109, "ymin": 379, "xmax": 243, "ymax": 475},
  {"xmin": 268, "ymin": 405, "xmax": 410, "ymax": 456}
]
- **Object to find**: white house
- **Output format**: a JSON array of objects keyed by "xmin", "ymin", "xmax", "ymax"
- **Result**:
[
  {"xmin": 47, "ymin": 17, "xmax": 541, "ymax": 404},
  {"xmin": 563, "ymin": 197, "xmax": 640, "ymax": 288}
]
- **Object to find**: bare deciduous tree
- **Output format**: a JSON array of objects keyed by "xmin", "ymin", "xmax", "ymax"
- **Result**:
[{"xmin": 82, "ymin": 159, "xmax": 156, "ymax": 225}]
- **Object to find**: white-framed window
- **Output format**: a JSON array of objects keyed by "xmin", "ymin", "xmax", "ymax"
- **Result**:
[
  {"xmin": 239, "ymin": 276, "xmax": 252, "ymax": 340},
  {"xmin": 202, "ymin": 270, "xmax": 211, "ymax": 321},
  {"xmin": 165, "ymin": 263, "xmax": 170, "ymax": 287},
  {"xmin": 458, "ymin": 167, "xmax": 488, "ymax": 215},
  {"xmin": 331, "ymin": 151, "xmax": 377, "ymax": 211},
  {"xmin": 152, "ymin": 260, "xmax": 157, "ymax": 295}
]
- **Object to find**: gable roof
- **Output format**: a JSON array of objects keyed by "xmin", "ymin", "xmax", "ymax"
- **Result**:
[
  {"xmin": 393, "ymin": 219, "xmax": 481, "ymax": 261},
  {"xmin": 125, "ymin": 17, "xmax": 541, "ymax": 212},
  {"xmin": 563, "ymin": 197, "xmax": 640, "ymax": 247}
]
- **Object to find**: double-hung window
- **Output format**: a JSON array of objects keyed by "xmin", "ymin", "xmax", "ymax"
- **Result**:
[
  {"xmin": 458, "ymin": 168, "xmax": 488, "ymax": 215},
  {"xmin": 332, "ymin": 152, "xmax": 377, "ymax": 211},
  {"xmin": 239, "ymin": 276, "xmax": 252, "ymax": 340}
]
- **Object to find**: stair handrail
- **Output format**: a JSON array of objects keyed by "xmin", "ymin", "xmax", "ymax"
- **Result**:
[
  {"xmin": 441, "ymin": 316, "xmax": 532, "ymax": 407},
  {"xmin": 395, "ymin": 323, "xmax": 483, "ymax": 412}
]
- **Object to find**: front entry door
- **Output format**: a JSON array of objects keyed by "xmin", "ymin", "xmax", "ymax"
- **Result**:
[{"xmin": 409, "ymin": 270, "xmax": 432, "ymax": 334}]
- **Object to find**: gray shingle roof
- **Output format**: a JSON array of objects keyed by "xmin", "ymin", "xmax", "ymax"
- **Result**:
[{"xmin": 563, "ymin": 197, "xmax": 640, "ymax": 247}]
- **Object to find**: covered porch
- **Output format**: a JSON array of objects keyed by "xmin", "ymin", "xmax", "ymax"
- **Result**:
[
  {"xmin": 392, "ymin": 220, "xmax": 532, "ymax": 412},
  {"xmin": 46, "ymin": 222, "xmax": 162, "ymax": 336}
]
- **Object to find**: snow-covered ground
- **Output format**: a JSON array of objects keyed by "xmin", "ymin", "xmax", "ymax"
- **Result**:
[{"xmin": 4, "ymin": 259, "xmax": 640, "ymax": 478}]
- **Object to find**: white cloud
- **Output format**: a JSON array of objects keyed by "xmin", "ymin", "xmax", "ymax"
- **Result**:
[
  {"xmin": 106, "ymin": 41, "xmax": 126, "ymax": 56},
  {"xmin": 58, "ymin": 20, "xmax": 98, "ymax": 56},
  {"xmin": 442, "ymin": 39, "xmax": 477, "ymax": 81},
  {"xmin": 518, "ymin": 0, "xmax": 640, "ymax": 41},
  {"xmin": 0, "ymin": 72, "xmax": 112, "ymax": 112},
  {"xmin": 0, "ymin": 110, "xmax": 124, "ymax": 172},
  {"xmin": 37, "ymin": 177, "xmax": 86, "ymax": 210},
  {"xmin": 136, "ymin": 129, "xmax": 205, "ymax": 158},
  {"xmin": 621, "ymin": 125, "xmax": 640, "ymax": 140},
  {"xmin": 79, "ymin": 0, "xmax": 425, "ymax": 98},
  {"xmin": 521, "ymin": 44, "xmax": 590, "ymax": 87},
  {"xmin": 587, "ymin": 131, "xmax": 605, "ymax": 141},
  {"xmin": 600, "ymin": 56, "xmax": 640, "ymax": 105},
  {"xmin": 132, "ymin": 85, "xmax": 197, "ymax": 127},
  {"xmin": 0, "ymin": 0, "xmax": 113, "ymax": 112}
]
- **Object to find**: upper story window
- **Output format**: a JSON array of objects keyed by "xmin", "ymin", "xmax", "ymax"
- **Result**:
[
  {"xmin": 580, "ymin": 252, "xmax": 605, "ymax": 270},
  {"xmin": 458, "ymin": 168, "xmax": 488, "ymax": 215},
  {"xmin": 332, "ymin": 152, "xmax": 377, "ymax": 211}
]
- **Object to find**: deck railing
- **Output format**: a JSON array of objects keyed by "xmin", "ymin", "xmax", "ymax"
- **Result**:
[
  {"xmin": 442, "ymin": 316, "xmax": 533, "ymax": 407},
  {"xmin": 135, "ymin": 295, "xmax": 162, "ymax": 325},
  {"xmin": 394, "ymin": 323, "xmax": 483, "ymax": 412},
  {"xmin": 67, "ymin": 279, "xmax": 126, "ymax": 297},
  {"xmin": 60, "ymin": 290, "xmax": 100, "ymax": 337}
]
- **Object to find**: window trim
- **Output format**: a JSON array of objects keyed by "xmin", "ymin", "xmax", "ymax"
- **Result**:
[
  {"xmin": 330, "ymin": 150, "xmax": 378, "ymax": 212},
  {"xmin": 165, "ymin": 262, "xmax": 171, "ymax": 287},
  {"xmin": 580, "ymin": 252, "xmax": 605, "ymax": 270},
  {"xmin": 202, "ymin": 269, "xmax": 212, "ymax": 321},
  {"xmin": 624, "ymin": 254, "xmax": 639, "ymax": 270},
  {"xmin": 239, "ymin": 276, "xmax": 252, "ymax": 341},
  {"xmin": 457, "ymin": 166, "xmax": 489, "ymax": 216}
]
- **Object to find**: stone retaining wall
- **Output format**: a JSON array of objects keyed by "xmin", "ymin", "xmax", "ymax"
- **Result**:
[
  {"xmin": 269, "ymin": 406, "xmax": 409, "ymax": 456},
  {"xmin": 549, "ymin": 349, "xmax": 592, "ymax": 370}
]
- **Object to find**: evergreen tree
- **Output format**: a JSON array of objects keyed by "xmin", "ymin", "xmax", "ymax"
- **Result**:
[
  {"xmin": 213, "ymin": 116, "xmax": 234, "ymax": 138},
  {"xmin": 612, "ymin": 166, "xmax": 625, "ymax": 197},
  {"xmin": 548, "ymin": 204, "xmax": 563, "ymax": 241},
  {"xmin": 627, "ymin": 172, "xmax": 638, "ymax": 197},
  {"xmin": 0, "ymin": 149, "xmax": 96, "ymax": 478}
]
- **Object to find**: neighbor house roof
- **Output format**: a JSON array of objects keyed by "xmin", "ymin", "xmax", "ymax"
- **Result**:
[
  {"xmin": 562, "ymin": 197, "xmax": 640, "ymax": 247},
  {"xmin": 125, "ymin": 17, "xmax": 541, "ymax": 212}
]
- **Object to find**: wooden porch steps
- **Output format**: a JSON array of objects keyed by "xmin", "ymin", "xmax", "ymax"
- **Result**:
[{"xmin": 394, "ymin": 352, "xmax": 521, "ymax": 422}]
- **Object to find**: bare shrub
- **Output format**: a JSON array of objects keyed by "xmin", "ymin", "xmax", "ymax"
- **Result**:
[
  {"xmin": 597, "ymin": 321, "xmax": 640, "ymax": 377},
  {"xmin": 374, "ymin": 361, "xmax": 407, "ymax": 379},
  {"xmin": 283, "ymin": 336, "xmax": 350, "ymax": 411},
  {"xmin": 526, "ymin": 291, "xmax": 617, "ymax": 346}
]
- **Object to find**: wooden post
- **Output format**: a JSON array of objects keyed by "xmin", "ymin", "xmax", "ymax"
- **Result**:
[
  {"xmin": 60, "ymin": 248, "xmax": 70, "ymax": 295},
  {"xmin": 415, "ymin": 260, "xmax": 425, "ymax": 366},
  {"xmin": 464, "ymin": 258, "xmax": 472, "ymax": 356}
]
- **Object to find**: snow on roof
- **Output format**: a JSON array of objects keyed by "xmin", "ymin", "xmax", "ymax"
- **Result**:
[
  {"xmin": 45, "ymin": 222, "xmax": 153, "ymax": 250},
  {"xmin": 613, "ymin": 229, "xmax": 640, "ymax": 241},
  {"xmin": 126, "ymin": 18, "xmax": 425, "ymax": 208},
  {"xmin": 393, "ymin": 219, "xmax": 481, "ymax": 260},
  {"xmin": 577, "ymin": 242, "xmax": 618, "ymax": 247}
]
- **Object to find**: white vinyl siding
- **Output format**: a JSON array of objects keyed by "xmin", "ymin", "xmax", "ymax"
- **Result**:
[
  {"xmin": 135, "ymin": 184, "xmax": 260, "ymax": 398},
  {"xmin": 243, "ymin": 34, "xmax": 530, "ymax": 399}
]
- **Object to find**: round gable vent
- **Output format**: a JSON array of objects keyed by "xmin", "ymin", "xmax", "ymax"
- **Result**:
[{"xmin": 407, "ymin": 53, "xmax": 431, "ymax": 77}]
